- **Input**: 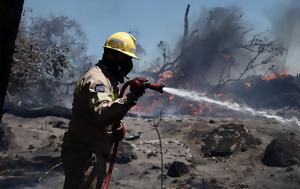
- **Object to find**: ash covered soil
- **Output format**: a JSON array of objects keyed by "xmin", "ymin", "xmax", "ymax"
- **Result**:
[{"xmin": 1, "ymin": 111, "xmax": 300, "ymax": 189}]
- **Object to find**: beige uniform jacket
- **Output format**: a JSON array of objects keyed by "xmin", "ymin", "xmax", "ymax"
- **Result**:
[{"xmin": 63, "ymin": 64, "xmax": 136, "ymax": 154}]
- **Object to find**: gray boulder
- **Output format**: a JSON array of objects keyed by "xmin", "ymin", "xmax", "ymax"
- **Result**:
[
  {"xmin": 167, "ymin": 161, "xmax": 189, "ymax": 177},
  {"xmin": 262, "ymin": 136, "xmax": 300, "ymax": 167},
  {"xmin": 202, "ymin": 123, "xmax": 260, "ymax": 157},
  {"xmin": 115, "ymin": 141, "xmax": 138, "ymax": 164}
]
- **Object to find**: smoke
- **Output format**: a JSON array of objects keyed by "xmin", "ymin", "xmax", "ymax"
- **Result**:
[
  {"xmin": 271, "ymin": 0, "xmax": 300, "ymax": 75},
  {"xmin": 174, "ymin": 6, "xmax": 248, "ymax": 88},
  {"xmin": 165, "ymin": 5, "xmax": 287, "ymax": 90}
]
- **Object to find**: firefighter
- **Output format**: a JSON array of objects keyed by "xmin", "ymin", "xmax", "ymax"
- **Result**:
[{"xmin": 61, "ymin": 32, "xmax": 147, "ymax": 189}]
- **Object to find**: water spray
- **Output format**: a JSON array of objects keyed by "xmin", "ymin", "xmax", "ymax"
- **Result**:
[
  {"xmin": 162, "ymin": 87, "xmax": 300, "ymax": 126},
  {"xmin": 128, "ymin": 82, "xmax": 299, "ymax": 126}
]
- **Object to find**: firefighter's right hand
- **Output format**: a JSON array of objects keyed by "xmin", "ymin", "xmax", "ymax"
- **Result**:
[{"xmin": 129, "ymin": 77, "xmax": 148, "ymax": 98}]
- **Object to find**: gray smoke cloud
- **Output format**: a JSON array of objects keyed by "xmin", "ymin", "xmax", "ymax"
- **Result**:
[
  {"xmin": 174, "ymin": 6, "xmax": 249, "ymax": 88},
  {"xmin": 166, "ymin": 5, "xmax": 293, "ymax": 90},
  {"xmin": 271, "ymin": 0, "xmax": 300, "ymax": 75}
]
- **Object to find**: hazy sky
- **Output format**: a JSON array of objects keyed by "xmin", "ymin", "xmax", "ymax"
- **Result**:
[{"xmin": 25, "ymin": 0, "xmax": 287, "ymax": 62}]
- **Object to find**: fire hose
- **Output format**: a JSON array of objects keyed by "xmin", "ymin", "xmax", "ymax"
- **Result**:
[{"xmin": 102, "ymin": 79, "xmax": 165, "ymax": 189}]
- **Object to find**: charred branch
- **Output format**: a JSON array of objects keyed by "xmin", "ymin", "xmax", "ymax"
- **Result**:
[
  {"xmin": 148, "ymin": 5, "xmax": 191, "ymax": 82},
  {"xmin": 212, "ymin": 40, "xmax": 285, "ymax": 93},
  {"xmin": 183, "ymin": 4, "xmax": 191, "ymax": 50}
]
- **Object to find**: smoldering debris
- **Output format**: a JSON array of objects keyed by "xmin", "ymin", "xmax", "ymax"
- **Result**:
[{"xmin": 224, "ymin": 74, "xmax": 300, "ymax": 109}]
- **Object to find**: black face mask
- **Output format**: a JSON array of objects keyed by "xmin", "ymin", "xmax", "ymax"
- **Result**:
[
  {"xmin": 101, "ymin": 59, "xmax": 133, "ymax": 84},
  {"xmin": 113, "ymin": 59, "xmax": 133, "ymax": 83}
]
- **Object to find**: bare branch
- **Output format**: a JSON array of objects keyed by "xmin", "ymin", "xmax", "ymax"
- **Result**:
[
  {"xmin": 144, "ymin": 4, "xmax": 190, "ymax": 82},
  {"xmin": 153, "ymin": 109, "xmax": 164, "ymax": 189}
]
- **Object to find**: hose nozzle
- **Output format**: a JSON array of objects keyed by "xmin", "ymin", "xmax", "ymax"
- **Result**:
[{"xmin": 144, "ymin": 82, "xmax": 165, "ymax": 93}]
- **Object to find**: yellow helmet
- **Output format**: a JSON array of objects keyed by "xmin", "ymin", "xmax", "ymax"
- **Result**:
[{"xmin": 104, "ymin": 32, "xmax": 139, "ymax": 59}]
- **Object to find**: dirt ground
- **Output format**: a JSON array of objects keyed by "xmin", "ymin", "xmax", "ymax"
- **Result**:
[{"xmin": 0, "ymin": 111, "xmax": 300, "ymax": 189}]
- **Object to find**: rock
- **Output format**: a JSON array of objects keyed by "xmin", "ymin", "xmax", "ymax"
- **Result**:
[
  {"xmin": 147, "ymin": 151, "xmax": 157, "ymax": 158},
  {"xmin": 285, "ymin": 167, "xmax": 294, "ymax": 172},
  {"xmin": 202, "ymin": 123, "xmax": 260, "ymax": 157},
  {"xmin": 262, "ymin": 136, "xmax": 300, "ymax": 167},
  {"xmin": 124, "ymin": 134, "xmax": 141, "ymax": 141},
  {"xmin": 141, "ymin": 170, "xmax": 150, "ymax": 176},
  {"xmin": 241, "ymin": 145, "xmax": 248, "ymax": 152},
  {"xmin": 49, "ymin": 121, "xmax": 67, "ymax": 129},
  {"xmin": 167, "ymin": 161, "xmax": 189, "ymax": 177},
  {"xmin": 48, "ymin": 135, "xmax": 57, "ymax": 140},
  {"xmin": 115, "ymin": 141, "xmax": 138, "ymax": 164},
  {"xmin": 150, "ymin": 165, "xmax": 160, "ymax": 170},
  {"xmin": 209, "ymin": 119, "xmax": 216, "ymax": 123},
  {"xmin": 236, "ymin": 183, "xmax": 249, "ymax": 189}
]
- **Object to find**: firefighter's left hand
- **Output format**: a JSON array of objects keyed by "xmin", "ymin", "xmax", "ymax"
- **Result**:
[{"xmin": 113, "ymin": 122, "xmax": 126, "ymax": 140}]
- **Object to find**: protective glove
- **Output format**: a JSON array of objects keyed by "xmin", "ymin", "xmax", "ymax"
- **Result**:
[
  {"xmin": 129, "ymin": 77, "xmax": 149, "ymax": 98},
  {"xmin": 113, "ymin": 122, "xmax": 127, "ymax": 141}
]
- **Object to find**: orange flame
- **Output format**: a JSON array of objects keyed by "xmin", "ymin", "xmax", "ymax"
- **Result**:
[
  {"xmin": 158, "ymin": 70, "xmax": 174, "ymax": 82},
  {"xmin": 261, "ymin": 70, "xmax": 288, "ymax": 80}
]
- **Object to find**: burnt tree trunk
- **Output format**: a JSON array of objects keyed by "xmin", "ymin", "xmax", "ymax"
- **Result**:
[
  {"xmin": 182, "ymin": 4, "xmax": 190, "ymax": 50},
  {"xmin": 0, "ymin": 0, "xmax": 24, "ymax": 121},
  {"xmin": 0, "ymin": 0, "xmax": 24, "ymax": 150}
]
